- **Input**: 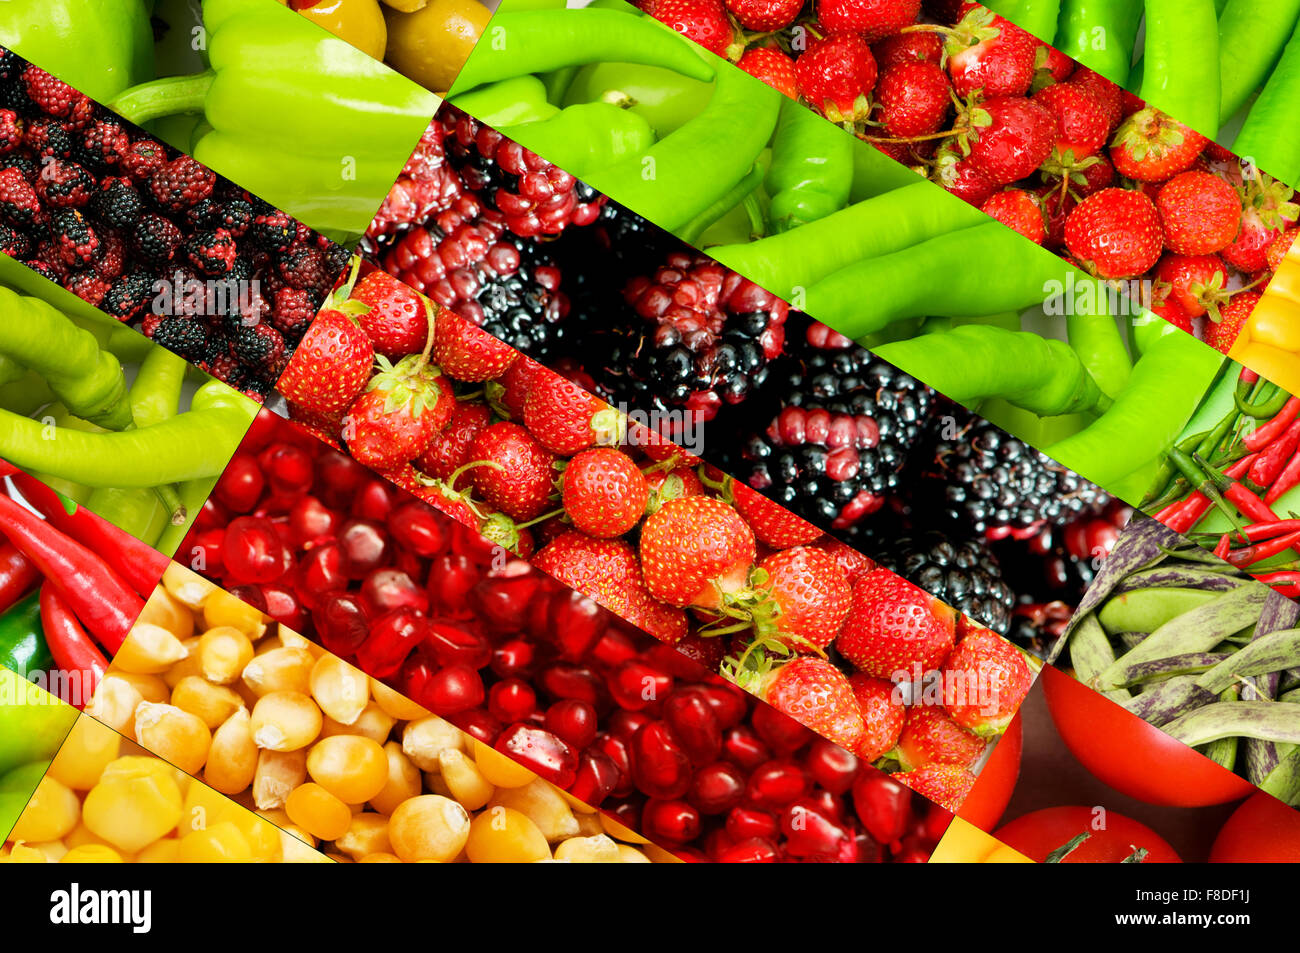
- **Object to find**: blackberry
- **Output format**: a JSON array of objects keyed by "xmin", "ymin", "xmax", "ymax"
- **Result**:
[
  {"xmin": 735, "ymin": 325, "xmax": 934, "ymax": 530},
  {"xmin": 365, "ymin": 117, "xmax": 473, "ymax": 249},
  {"xmin": 247, "ymin": 211, "xmax": 296, "ymax": 253},
  {"xmin": 148, "ymin": 156, "xmax": 215, "ymax": 212},
  {"xmin": 102, "ymin": 272, "xmax": 156, "ymax": 321},
  {"xmin": 132, "ymin": 213, "xmax": 183, "ymax": 265},
  {"xmin": 23, "ymin": 119, "xmax": 74, "ymax": 160},
  {"xmin": 185, "ymin": 228, "xmax": 237, "ymax": 276},
  {"xmin": 50, "ymin": 209, "xmax": 98, "ymax": 268},
  {"xmin": 919, "ymin": 405, "xmax": 1111, "ymax": 535},
  {"xmin": 186, "ymin": 197, "xmax": 253, "ymax": 236},
  {"xmin": 381, "ymin": 217, "xmax": 570, "ymax": 362},
  {"xmin": 149, "ymin": 317, "xmax": 207, "ymax": 360},
  {"xmin": 230, "ymin": 324, "xmax": 285, "ymax": 368},
  {"xmin": 90, "ymin": 178, "xmax": 145, "ymax": 230},
  {"xmin": 0, "ymin": 109, "xmax": 22, "ymax": 154},
  {"xmin": 0, "ymin": 223, "xmax": 30, "ymax": 258},
  {"xmin": 75, "ymin": 120, "xmax": 131, "ymax": 171},
  {"xmin": 33, "ymin": 159, "xmax": 96, "ymax": 209},
  {"xmin": 876, "ymin": 532, "xmax": 1017, "ymax": 636}
]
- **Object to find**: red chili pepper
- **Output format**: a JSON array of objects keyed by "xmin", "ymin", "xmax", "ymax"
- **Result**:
[
  {"xmin": 1225, "ymin": 455, "xmax": 1258, "ymax": 479},
  {"xmin": 1160, "ymin": 493, "xmax": 1214, "ymax": 534},
  {"xmin": 38, "ymin": 583, "xmax": 107, "ymax": 710},
  {"xmin": 1240, "ymin": 368, "xmax": 1260, "ymax": 386},
  {"xmin": 0, "ymin": 461, "xmax": 18, "ymax": 479},
  {"xmin": 1254, "ymin": 570, "xmax": 1300, "ymax": 598},
  {"xmin": 1214, "ymin": 533, "xmax": 1231, "ymax": 559},
  {"xmin": 1224, "ymin": 482, "xmax": 1281, "ymax": 524},
  {"xmin": 1239, "ymin": 519, "xmax": 1300, "ymax": 541},
  {"xmin": 0, "ymin": 541, "xmax": 40, "ymax": 615},
  {"xmin": 10, "ymin": 472, "xmax": 168, "ymax": 599},
  {"xmin": 1226, "ymin": 529, "xmax": 1300, "ymax": 568},
  {"xmin": 1265, "ymin": 453, "xmax": 1300, "ymax": 506},
  {"xmin": 1244, "ymin": 397, "xmax": 1300, "ymax": 450},
  {"xmin": 1250, "ymin": 421, "xmax": 1300, "ymax": 486},
  {"xmin": 0, "ymin": 492, "xmax": 142, "ymax": 653}
]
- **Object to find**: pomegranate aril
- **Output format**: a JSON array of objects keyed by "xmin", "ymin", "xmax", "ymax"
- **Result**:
[
  {"xmin": 608, "ymin": 659, "xmax": 673, "ymax": 712},
  {"xmin": 488, "ymin": 678, "xmax": 537, "ymax": 724},
  {"xmin": 726, "ymin": 806, "xmax": 779, "ymax": 842},
  {"xmin": 266, "ymin": 444, "xmax": 313, "ymax": 495},
  {"xmin": 722, "ymin": 725, "xmax": 771, "ymax": 771},
  {"xmin": 315, "ymin": 449, "xmax": 368, "ymax": 506},
  {"xmin": 592, "ymin": 733, "xmax": 634, "ymax": 798},
  {"xmin": 591, "ymin": 628, "xmax": 639, "ymax": 668},
  {"xmin": 490, "ymin": 638, "xmax": 536, "ymax": 679},
  {"xmin": 454, "ymin": 708, "xmax": 504, "ymax": 745},
  {"xmin": 338, "ymin": 519, "xmax": 391, "ymax": 578},
  {"xmin": 715, "ymin": 837, "xmax": 778, "ymax": 863},
  {"xmin": 543, "ymin": 698, "xmax": 598, "ymax": 749},
  {"xmin": 423, "ymin": 664, "xmax": 485, "ymax": 715},
  {"xmin": 537, "ymin": 662, "xmax": 602, "ymax": 704},
  {"xmin": 805, "ymin": 739, "xmax": 861, "ymax": 796},
  {"xmin": 629, "ymin": 720, "xmax": 691, "ymax": 800},
  {"xmin": 352, "ymin": 478, "xmax": 396, "ymax": 522},
  {"xmin": 569, "ymin": 749, "xmax": 620, "ymax": 805},
  {"xmin": 852, "ymin": 772, "xmax": 912, "ymax": 846},
  {"xmin": 360, "ymin": 567, "xmax": 428, "ymax": 616},
  {"xmin": 471, "ymin": 572, "xmax": 543, "ymax": 631},
  {"xmin": 662, "ymin": 689, "xmax": 721, "ymax": 765},
  {"xmin": 688, "ymin": 761, "xmax": 746, "ymax": 815},
  {"xmin": 642, "ymin": 799, "xmax": 700, "ymax": 844},
  {"xmin": 387, "ymin": 500, "xmax": 448, "ymax": 556},
  {"xmin": 428, "ymin": 552, "xmax": 479, "ymax": 614},
  {"xmin": 495, "ymin": 723, "xmax": 577, "ymax": 787},
  {"xmin": 221, "ymin": 516, "xmax": 292, "ymax": 584},
  {"xmin": 312, "ymin": 592, "xmax": 369, "ymax": 657},
  {"xmin": 296, "ymin": 543, "xmax": 347, "ymax": 608},
  {"xmin": 546, "ymin": 589, "xmax": 605, "ymax": 660},
  {"xmin": 752, "ymin": 703, "xmax": 814, "ymax": 755},
  {"xmin": 260, "ymin": 584, "xmax": 306, "ymax": 632},
  {"xmin": 356, "ymin": 608, "xmax": 428, "ymax": 678},
  {"xmin": 745, "ymin": 759, "xmax": 810, "ymax": 811},
  {"xmin": 606, "ymin": 709, "xmax": 652, "ymax": 742},
  {"xmin": 423, "ymin": 623, "xmax": 491, "ymax": 670},
  {"xmin": 692, "ymin": 683, "xmax": 747, "ymax": 730},
  {"xmin": 215, "ymin": 454, "xmax": 264, "ymax": 512},
  {"xmin": 782, "ymin": 798, "xmax": 851, "ymax": 859},
  {"xmin": 288, "ymin": 496, "xmax": 339, "ymax": 548}
]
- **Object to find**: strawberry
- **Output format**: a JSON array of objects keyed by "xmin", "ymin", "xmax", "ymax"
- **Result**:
[
  {"xmin": 1031, "ymin": 82, "xmax": 1108, "ymax": 161},
  {"xmin": 466, "ymin": 421, "xmax": 557, "ymax": 521},
  {"xmin": 877, "ymin": 61, "xmax": 951, "ymax": 139},
  {"xmin": 628, "ymin": 419, "xmax": 703, "ymax": 467},
  {"xmin": 814, "ymin": 537, "xmax": 876, "ymax": 586},
  {"xmin": 817, "ymin": 0, "xmax": 921, "ymax": 42},
  {"xmin": 1108, "ymin": 107, "xmax": 1208, "ymax": 182},
  {"xmin": 644, "ymin": 465, "xmax": 704, "ymax": 515},
  {"xmin": 640, "ymin": 496, "xmax": 756, "ymax": 609},
  {"xmin": 848, "ymin": 674, "xmax": 905, "ymax": 761},
  {"xmin": 623, "ymin": 586, "xmax": 691, "ymax": 644},
  {"xmin": 1206, "ymin": 291, "xmax": 1259, "ymax": 354},
  {"xmin": 751, "ymin": 657, "xmax": 865, "ymax": 752},
  {"xmin": 1150, "ymin": 287, "xmax": 1194, "ymax": 334},
  {"xmin": 836, "ymin": 568, "xmax": 956, "ymax": 678},
  {"xmin": 896, "ymin": 706, "xmax": 984, "ymax": 770},
  {"xmin": 1065, "ymin": 66, "xmax": 1122, "ymax": 132},
  {"xmin": 981, "ymin": 189, "xmax": 1044, "ymax": 244},
  {"xmin": 1156, "ymin": 171, "xmax": 1242, "ymax": 256},
  {"xmin": 1266, "ymin": 226, "xmax": 1300, "ymax": 272},
  {"xmin": 277, "ymin": 299, "xmax": 374, "ymax": 416},
  {"xmin": 562, "ymin": 447, "xmax": 649, "ymax": 539},
  {"xmin": 751, "ymin": 546, "xmax": 852, "ymax": 651},
  {"xmin": 1063, "ymin": 188, "xmax": 1163, "ymax": 279},
  {"xmin": 945, "ymin": 9, "xmax": 1037, "ymax": 100},
  {"xmin": 1222, "ymin": 175, "xmax": 1300, "ymax": 273},
  {"xmin": 965, "ymin": 96, "xmax": 1055, "ymax": 186},
  {"xmin": 736, "ymin": 46, "xmax": 798, "ymax": 99},
  {"xmin": 434, "ymin": 308, "xmax": 517, "ymax": 382},
  {"xmin": 726, "ymin": 0, "xmax": 801, "ymax": 31},
  {"xmin": 344, "ymin": 356, "xmax": 454, "ymax": 471},
  {"xmin": 941, "ymin": 627, "xmax": 1033, "ymax": 735},
  {"xmin": 415, "ymin": 400, "xmax": 492, "ymax": 484},
  {"xmin": 490, "ymin": 353, "xmax": 542, "ymax": 419},
  {"xmin": 893, "ymin": 763, "xmax": 975, "ymax": 812},
  {"xmin": 732, "ymin": 482, "xmax": 821, "ymax": 548},
  {"xmin": 534, "ymin": 531, "xmax": 645, "ymax": 618},
  {"xmin": 873, "ymin": 31, "xmax": 943, "ymax": 69},
  {"xmin": 647, "ymin": 0, "xmax": 741, "ymax": 59},
  {"xmin": 523, "ymin": 370, "xmax": 623, "ymax": 455},
  {"xmin": 795, "ymin": 32, "xmax": 877, "ymax": 124},
  {"xmin": 1035, "ymin": 41, "xmax": 1074, "ymax": 82},
  {"xmin": 1152, "ymin": 253, "xmax": 1228, "ymax": 319},
  {"xmin": 351, "ymin": 271, "xmax": 431, "ymax": 358},
  {"xmin": 933, "ymin": 145, "xmax": 997, "ymax": 206}
]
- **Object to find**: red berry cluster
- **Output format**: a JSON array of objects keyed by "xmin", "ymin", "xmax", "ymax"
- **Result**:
[
  {"xmin": 181, "ymin": 410, "xmax": 956, "ymax": 861},
  {"xmin": 0, "ymin": 52, "xmax": 347, "ymax": 399},
  {"xmin": 641, "ymin": 1, "xmax": 1299, "ymax": 354}
]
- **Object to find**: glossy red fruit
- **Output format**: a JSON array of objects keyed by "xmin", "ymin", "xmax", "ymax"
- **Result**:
[
  {"xmin": 489, "ymin": 679, "xmax": 537, "ymax": 724},
  {"xmin": 222, "ymin": 516, "xmax": 292, "ymax": 584},
  {"xmin": 745, "ymin": 758, "xmax": 810, "ymax": 810},
  {"xmin": 662, "ymin": 688, "xmax": 722, "ymax": 765},
  {"xmin": 722, "ymin": 724, "xmax": 771, "ymax": 771},
  {"xmin": 805, "ymin": 738, "xmax": 861, "ymax": 796},
  {"xmin": 689, "ymin": 761, "xmax": 747, "ymax": 814},
  {"xmin": 356, "ymin": 608, "xmax": 428, "ymax": 679},
  {"xmin": 643, "ymin": 798, "xmax": 701, "ymax": 844},
  {"xmin": 544, "ymin": 699, "xmax": 598, "ymax": 750},
  {"xmin": 726, "ymin": 805, "xmax": 779, "ymax": 842},
  {"xmin": 495, "ymin": 723, "xmax": 578, "ymax": 787},
  {"xmin": 852, "ymin": 771, "xmax": 911, "ymax": 845},
  {"xmin": 630, "ymin": 720, "xmax": 692, "ymax": 800}
]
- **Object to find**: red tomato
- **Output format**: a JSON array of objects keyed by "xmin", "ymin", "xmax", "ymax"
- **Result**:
[
  {"xmin": 1042, "ymin": 664, "xmax": 1254, "ymax": 807},
  {"xmin": 957, "ymin": 712, "xmax": 1021, "ymax": 831},
  {"xmin": 995, "ymin": 806, "xmax": 1182, "ymax": 863},
  {"xmin": 1210, "ymin": 793, "xmax": 1300, "ymax": 862}
]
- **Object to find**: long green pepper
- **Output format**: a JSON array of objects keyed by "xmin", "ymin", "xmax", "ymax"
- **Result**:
[
  {"xmin": 1137, "ymin": 0, "xmax": 1221, "ymax": 138},
  {"xmin": 764, "ymin": 101, "xmax": 853, "ymax": 235},
  {"xmin": 1054, "ymin": 0, "xmax": 1143, "ymax": 86},
  {"xmin": 1217, "ymin": 0, "xmax": 1300, "ymax": 123},
  {"xmin": 1234, "ymin": 19, "xmax": 1300, "ymax": 188}
]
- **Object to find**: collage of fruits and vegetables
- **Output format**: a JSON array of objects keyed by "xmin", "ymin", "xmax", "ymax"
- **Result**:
[{"xmin": 0, "ymin": 0, "xmax": 1297, "ymax": 867}]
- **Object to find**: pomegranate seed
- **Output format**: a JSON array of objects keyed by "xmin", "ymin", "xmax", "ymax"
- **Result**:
[
  {"xmin": 221, "ymin": 516, "xmax": 291, "ymax": 584},
  {"xmin": 215, "ymin": 454, "xmax": 264, "ymax": 512},
  {"xmin": 428, "ymin": 552, "xmax": 479, "ymax": 614},
  {"xmin": 569, "ymin": 749, "xmax": 620, "ymax": 805},
  {"xmin": 781, "ymin": 797, "xmax": 851, "ymax": 859},
  {"xmin": 288, "ymin": 495, "xmax": 339, "ymax": 548},
  {"xmin": 360, "ymin": 567, "xmax": 428, "ymax": 617},
  {"xmin": 387, "ymin": 500, "xmax": 448, "ymax": 556},
  {"xmin": 715, "ymin": 837, "xmax": 778, "ymax": 863},
  {"xmin": 546, "ymin": 589, "xmax": 605, "ymax": 659},
  {"xmin": 629, "ymin": 720, "xmax": 691, "ymax": 800},
  {"xmin": 266, "ymin": 444, "xmax": 312, "ymax": 494},
  {"xmin": 544, "ymin": 699, "xmax": 598, "ymax": 749},
  {"xmin": 805, "ymin": 739, "xmax": 861, "ymax": 796},
  {"xmin": 537, "ymin": 663, "xmax": 602, "ymax": 704},
  {"xmin": 312, "ymin": 592, "xmax": 369, "ymax": 657},
  {"xmin": 488, "ymin": 678, "xmax": 537, "ymax": 724},
  {"xmin": 726, "ymin": 806, "xmax": 778, "ymax": 842},
  {"xmin": 688, "ymin": 761, "xmax": 746, "ymax": 815},
  {"xmin": 642, "ymin": 799, "xmax": 700, "ymax": 844},
  {"xmin": 852, "ymin": 772, "xmax": 912, "ymax": 846},
  {"xmin": 337, "ymin": 519, "xmax": 391, "ymax": 578},
  {"xmin": 752, "ymin": 703, "xmax": 814, "ymax": 755},
  {"xmin": 423, "ymin": 623, "xmax": 491, "ymax": 670},
  {"xmin": 745, "ymin": 759, "xmax": 811, "ymax": 811},
  {"xmin": 722, "ymin": 725, "xmax": 771, "ymax": 771},
  {"xmin": 495, "ymin": 723, "xmax": 577, "ymax": 787},
  {"xmin": 608, "ymin": 659, "xmax": 674, "ymax": 712},
  {"xmin": 591, "ymin": 733, "xmax": 634, "ymax": 798},
  {"xmin": 296, "ymin": 543, "xmax": 347, "ymax": 608},
  {"xmin": 490, "ymin": 638, "xmax": 536, "ymax": 679},
  {"xmin": 424, "ymin": 664, "xmax": 485, "ymax": 715},
  {"xmin": 471, "ymin": 573, "xmax": 543, "ymax": 631},
  {"xmin": 662, "ymin": 689, "xmax": 721, "ymax": 765},
  {"xmin": 356, "ymin": 608, "xmax": 428, "ymax": 678},
  {"xmin": 351, "ymin": 479, "xmax": 396, "ymax": 522}
]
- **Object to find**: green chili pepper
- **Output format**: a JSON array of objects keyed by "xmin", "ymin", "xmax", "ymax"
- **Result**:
[
  {"xmin": 154, "ymin": 476, "xmax": 221, "ymax": 559},
  {"xmin": 1218, "ymin": 0, "xmax": 1300, "ymax": 123},
  {"xmin": 679, "ymin": 160, "xmax": 766, "ymax": 245},
  {"xmin": 109, "ymin": 0, "xmax": 440, "ymax": 236},
  {"xmin": 874, "ymin": 325, "xmax": 1111, "ymax": 418},
  {"xmin": 564, "ymin": 62, "xmax": 715, "ymax": 137},
  {"xmin": 0, "ymin": 592, "xmax": 52, "ymax": 682},
  {"xmin": 1066, "ymin": 311, "xmax": 1132, "ymax": 402},
  {"xmin": 1234, "ymin": 19, "xmax": 1300, "ymax": 188},
  {"xmin": 983, "ymin": 0, "xmax": 1061, "ymax": 41},
  {"xmin": 588, "ymin": 67, "xmax": 781, "ymax": 236},
  {"xmin": 711, "ymin": 181, "xmax": 986, "ymax": 303},
  {"xmin": 0, "ymin": 288, "xmax": 131, "ymax": 431},
  {"xmin": 501, "ymin": 103, "xmax": 656, "ymax": 178},
  {"xmin": 1047, "ymin": 331, "xmax": 1224, "ymax": 489},
  {"xmin": 450, "ymin": 8, "xmax": 715, "ymax": 95},
  {"xmin": 764, "ymin": 100, "xmax": 853, "ymax": 235},
  {"xmin": 849, "ymin": 141, "xmax": 922, "ymax": 203},
  {"xmin": 804, "ymin": 222, "xmax": 1078, "ymax": 336},
  {"xmin": 1138, "ymin": 0, "xmax": 1221, "ymax": 138},
  {"xmin": 0, "ymin": 0, "xmax": 154, "ymax": 102},
  {"xmin": 451, "ymin": 76, "xmax": 560, "ymax": 128},
  {"xmin": 0, "ymin": 372, "xmax": 54, "ymax": 419},
  {"xmin": 0, "ymin": 356, "xmax": 20, "ymax": 388},
  {"xmin": 1054, "ymin": 0, "xmax": 1144, "ymax": 86}
]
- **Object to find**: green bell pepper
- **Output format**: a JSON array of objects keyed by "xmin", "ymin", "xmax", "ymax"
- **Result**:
[
  {"xmin": 0, "ymin": 593, "xmax": 52, "ymax": 682},
  {"xmin": 108, "ymin": 0, "xmax": 439, "ymax": 237},
  {"xmin": 0, "ymin": 0, "xmax": 154, "ymax": 102}
]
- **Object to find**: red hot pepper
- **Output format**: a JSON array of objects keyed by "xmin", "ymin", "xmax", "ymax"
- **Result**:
[
  {"xmin": 1244, "ymin": 397, "xmax": 1300, "ymax": 451},
  {"xmin": 1249, "ymin": 421, "xmax": 1300, "ymax": 487},
  {"xmin": 39, "ymin": 583, "xmax": 108, "ymax": 710},
  {"xmin": 0, "ymin": 541, "xmax": 40, "ymax": 614}
]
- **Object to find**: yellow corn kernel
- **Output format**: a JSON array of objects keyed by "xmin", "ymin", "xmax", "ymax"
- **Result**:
[
  {"xmin": 170, "ymin": 676, "xmax": 243, "ymax": 729},
  {"xmin": 60, "ymin": 844, "xmax": 123, "ymax": 863},
  {"xmin": 321, "ymin": 702, "xmax": 395, "ymax": 745},
  {"xmin": 369, "ymin": 677, "xmax": 429, "ymax": 720},
  {"xmin": 162, "ymin": 563, "xmax": 216, "ymax": 610},
  {"xmin": 617, "ymin": 845, "xmax": 652, "ymax": 863},
  {"xmin": 573, "ymin": 812, "xmax": 605, "ymax": 837},
  {"xmin": 465, "ymin": 806, "xmax": 550, "ymax": 863},
  {"xmin": 114, "ymin": 623, "xmax": 189, "ymax": 675},
  {"xmin": 358, "ymin": 852, "xmax": 402, "ymax": 863},
  {"xmin": 309, "ymin": 655, "xmax": 369, "ymax": 725},
  {"xmin": 286, "ymin": 782, "xmax": 353, "ymax": 841},
  {"xmin": 135, "ymin": 838, "xmax": 181, "ymax": 863},
  {"xmin": 222, "ymin": 809, "xmax": 283, "ymax": 861},
  {"xmin": 3, "ymin": 843, "xmax": 52, "ymax": 863},
  {"xmin": 177, "ymin": 821, "xmax": 253, "ymax": 862},
  {"xmin": 249, "ymin": 691, "xmax": 322, "ymax": 750},
  {"xmin": 133, "ymin": 702, "xmax": 212, "ymax": 775},
  {"xmin": 471, "ymin": 738, "xmax": 537, "ymax": 788},
  {"xmin": 369, "ymin": 741, "xmax": 422, "ymax": 816},
  {"xmin": 82, "ymin": 757, "xmax": 184, "ymax": 853},
  {"xmin": 388, "ymin": 795, "xmax": 471, "ymax": 863},
  {"xmin": 197, "ymin": 626, "xmax": 255, "ymax": 685},
  {"xmin": 241, "ymin": 646, "xmax": 315, "ymax": 697},
  {"xmin": 64, "ymin": 822, "xmax": 115, "ymax": 851},
  {"xmin": 137, "ymin": 586, "xmax": 195, "ymax": 639},
  {"xmin": 202, "ymin": 589, "xmax": 267, "ymax": 638},
  {"xmin": 422, "ymin": 770, "xmax": 454, "ymax": 799},
  {"xmin": 401, "ymin": 715, "xmax": 464, "ymax": 771},
  {"xmin": 180, "ymin": 777, "xmax": 232, "ymax": 833},
  {"xmin": 278, "ymin": 627, "xmax": 314, "ymax": 651},
  {"xmin": 282, "ymin": 830, "xmax": 331, "ymax": 863},
  {"xmin": 9, "ymin": 776, "xmax": 80, "ymax": 843},
  {"xmin": 85, "ymin": 676, "xmax": 144, "ymax": 739},
  {"xmin": 48, "ymin": 716, "xmax": 120, "ymax": 790},
  {"xmin": 489, "ymin": 779, "xmax": 579, "ymax": 843},
  {"xmin": 113, "ymin": 672, "xmax": 171, "ymax": 705},
  {"xmin": 252, "ymin": 748, "xmax": 307, "ymax": 810},
  {"xmin": 334, "ymin": 813, "xmax": 392, "ymax": 861},
  {"xmin": 306, "ymin": 735, "xmax": 388, "ymax": 804},
  {"xmin": 438, "ymin": 748, "xmax": 494, "ymax": 810},
  {"xmin": 205, "ymin": 708, "xmax": 257, "ymax": 795},
  {"xmin": 161, "ymin": 637, "xmax": 203, "ymax": 688},
  {"xmin": 1268, "ymin": 258, "xmax": 1300, "ymax": 304},
  {"xmin": 554, "ymin": 834, "xmax": 622, "ymax": 863}
]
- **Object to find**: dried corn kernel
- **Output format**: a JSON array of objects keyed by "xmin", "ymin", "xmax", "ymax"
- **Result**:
[
  {"xmin": 334, "ymin": 813, "xmax": 392, "ymax": 861},
  {"xmin": 465, "ymin": 806, "xmax": 550, "ymax": 863},
  {"xmin": 170, "ymin": 676, "xmax": 243, "ymax": 728},
  {"xmin": 321, "ymin": 702, "xmax": 394, "ymax": 745},
  {"xmin": 306, "ymin": 735, "xmax": 388, "ymax": 804},
  {"xmin": 241, "ymin": 647, "xmax": 315, "ymax": 696},
  {"xmin": 82, "ymin": 757, "xmax": 183, "ymax": 853},
  {"xmin": 554, "ymin": 834, "xmax": 622, "ymax": 863},
  {"xmin": 86, "ymin": 676, "xmax": 144, "ymax": 739},
  {"xmin": 388, "ymin": 795, "xmax": 470, "ymax": 862},
  {"xmin": 370, "ymin": 678, "xmax": 429, "ymax": 720},
  {"xmin": 286, "ymin": 783, "xmax": 352, "ymax": 842},
  {"xmin": 162, "ymin": 563, "xmax": 216, "ymax": 610},
  {"xmin": 114, "ymin": 623, "xmax": 189, "ymax": 675},
  {"xmin": 471, "ymin": 738, "xmax": 537, "ymax": 788},
  {"xmin": 249, "ymin": 691, "xmax": 322, "ymax": 750},
  {"xmin": 310, "ymin": 655, "xmax": 369, "ymax": 725},
  {"xmin": 489, "ymin": 779, "xmax": 579, "ymax": 842},
  {"xmin": 136, "ymin": 585, "xmax": 194, "ymax": 639},
  {"xmin": 206, "ymin": 709, "xmax": 257, "ymax": 795},
  {"xmin": 438, "ymin": 749, "xmax": 493, "ymax": 811},
  {"xmin": 369, "ymin": 741, "xmax": 422, "ymax": 816},
  {"xmin": 60, "ymin": 844, "xmax": 124, "ymax": 863},
  {"xmin": 202, "ymin": 589, "xmax": 267, "ymax": 638},
  {"xmin": 177, "ymin": 822, "xmax": 253, "ymax": 862},
  {"xmin": 197, "ymin": 626, "xmax": 255, "ymax": 684},
  {"xmin": 133, "ymin": 702, "xmax": 212, "ymax": 775},
  {"xmin": 402, "ymin": 716, "xmax": 463, "ymax": 771},
  {"xmin": 252, "ymin": 749, "xmax": 307, "ymax": 810}
]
